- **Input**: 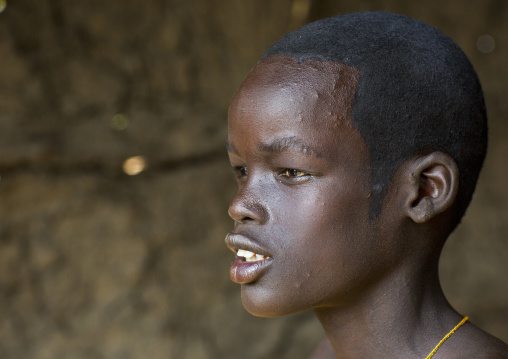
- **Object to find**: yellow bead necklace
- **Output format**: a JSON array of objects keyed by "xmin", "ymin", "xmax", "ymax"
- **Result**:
[{"xmin": 424, "ymin": 316, "xmax": 468, "ymax": 359}]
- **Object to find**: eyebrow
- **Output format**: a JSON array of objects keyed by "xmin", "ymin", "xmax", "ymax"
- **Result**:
[
  {"xmin": 261, "ymin": 136, "xmax": 322, "ymax": 157},
  {"xmin": 226, "ymin": 136, "xmax": 322, "ymax": 157}
]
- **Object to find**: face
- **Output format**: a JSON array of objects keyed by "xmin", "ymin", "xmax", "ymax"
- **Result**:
[{"xmin": 226, "ymin": 55, "xmax": 393, "ymax": 317}]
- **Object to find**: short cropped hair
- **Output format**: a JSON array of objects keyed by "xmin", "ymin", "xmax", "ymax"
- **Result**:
[{"xmin": 262, "ymin": 11, "xmax": 487, "ymax": 226}]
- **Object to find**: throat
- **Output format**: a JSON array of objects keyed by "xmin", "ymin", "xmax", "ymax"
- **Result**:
[{"xmin": 312, "ymin": 269, "xmax": 457, "ymax": 359}]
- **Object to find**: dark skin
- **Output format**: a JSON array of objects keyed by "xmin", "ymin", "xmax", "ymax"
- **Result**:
[{"xmin": 226, "ymin": 55, "xmax": 508, "ymax": 359}]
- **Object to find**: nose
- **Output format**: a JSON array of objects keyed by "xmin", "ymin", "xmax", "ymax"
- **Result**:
[{"xmin": 228, "ymin": 182, "xmax": 269, "ymax": 224}]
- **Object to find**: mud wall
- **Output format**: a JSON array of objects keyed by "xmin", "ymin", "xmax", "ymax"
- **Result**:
[{"xmin": 0, "ymin": 1, "xmax": 506, "ymax": 358}]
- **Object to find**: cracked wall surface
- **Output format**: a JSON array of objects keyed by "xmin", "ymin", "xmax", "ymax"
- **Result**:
[{"xmin": 0, "ymin": 0, "xmax": 506, "ymax": 358}]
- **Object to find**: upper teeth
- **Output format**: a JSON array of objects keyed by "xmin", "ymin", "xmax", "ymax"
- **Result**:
[{"xmin": 237, "ymin": 249, "xmax": 268, "ymax": 262}]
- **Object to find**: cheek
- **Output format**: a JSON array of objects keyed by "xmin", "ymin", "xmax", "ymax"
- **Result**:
[
  {"xmin": 276, "ymin": 178, "xmax": 370, "ymax": 238},
  {"xmin": 270, "ymin": 181, "xmax": 370, "ymax": 271}
]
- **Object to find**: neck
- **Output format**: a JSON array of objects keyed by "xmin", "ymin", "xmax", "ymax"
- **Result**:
[{"xmin": 313, "ymin": 262, "xmax": 462, "ymax": 359}]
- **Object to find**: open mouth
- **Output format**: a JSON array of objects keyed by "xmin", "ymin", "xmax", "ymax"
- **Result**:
[
  {"xmin": 226, "ymin": 233, "xmax": 273, "ymax": 283},
  {"xmin": 237, "ymin": 249, "xmax": 270, "ymax": 262}
]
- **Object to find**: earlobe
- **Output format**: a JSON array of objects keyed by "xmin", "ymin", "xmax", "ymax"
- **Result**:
[{"xmin": 404, "ymin": 152, "xmax": 459, "ymax": 224}]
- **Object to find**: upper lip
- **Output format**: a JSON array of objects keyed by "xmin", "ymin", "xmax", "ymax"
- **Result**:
[{"xmin": 225, "ymin": 232, "xmax": 272, "ymax": 258}]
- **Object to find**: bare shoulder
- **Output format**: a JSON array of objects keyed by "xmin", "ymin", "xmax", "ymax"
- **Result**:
[
  {"xmin": 444, "ymin": 321, "xmax": 508, "ymax": 359},
  {"xmin": 307, "ymin": 323, "xmax": 508, "ymax": 359},
  {"xmin": 308, "ymin": 337, "xmax": 335, "ymax": 359}
]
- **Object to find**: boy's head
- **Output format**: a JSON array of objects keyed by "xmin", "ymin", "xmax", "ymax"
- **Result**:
[
  {"xmin": 226, "ymin": 11, "xmax": 487, "ymax": 316},
  {"xmin": 262, "ymin": 11, "xmax": 487, "ymax": 225}
]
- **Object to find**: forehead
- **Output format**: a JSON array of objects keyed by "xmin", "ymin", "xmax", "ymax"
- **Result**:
[
  {"xmin": 230, "ymin": 55, "xmax": 360, "ymax": 125},
  {"xmin": 228, "ymin": 55, "xmax": 368, "ymax": 166},
  {"xmin": 232, "ymin": 55, "xmax": 360, "ymax": 113}
]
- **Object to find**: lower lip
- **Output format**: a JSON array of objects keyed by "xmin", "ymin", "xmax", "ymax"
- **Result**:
[{"xmin": 230, "ymin": 257, "xmax": 272, "ymax": 284}]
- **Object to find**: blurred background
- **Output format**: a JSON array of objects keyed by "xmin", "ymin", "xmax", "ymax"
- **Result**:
[{"xmin": 0, "ymin": 0, "xmax": 506, "ymax": 358}]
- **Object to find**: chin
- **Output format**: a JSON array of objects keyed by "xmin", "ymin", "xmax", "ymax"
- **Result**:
[{"xmin": 240, "ymin": 285, "xmax": 307, "ymax": 318}]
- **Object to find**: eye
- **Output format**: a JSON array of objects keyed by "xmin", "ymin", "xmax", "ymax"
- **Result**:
[
  {"xmin": 277, "ymin": 168, "xmax": 313, "ymax": 184},
  {"xmin": 280, "ymin": 168, "xmax": 310, "ymax": 178},
  {"xmin": 232, "ymin": 166, "xmax": 248, "ymax": 179}
]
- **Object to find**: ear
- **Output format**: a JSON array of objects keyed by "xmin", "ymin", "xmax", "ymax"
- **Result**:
[{"xmin": 403, "ymin": 152, "xmax": 459, "ymax": 224}]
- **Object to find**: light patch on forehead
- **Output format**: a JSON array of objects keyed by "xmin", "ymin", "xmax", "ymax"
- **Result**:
[
  {"xmin": 260, "ymin": 135, "xmax": 323, "ymax": 158},
  {"xmin": 232, "ymin": 54, "xmax": 360, "ymax": 126}
]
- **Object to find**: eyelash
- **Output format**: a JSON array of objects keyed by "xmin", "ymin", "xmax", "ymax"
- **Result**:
[
  {"xmin": 279, "ymin": 168, "xmax": 310, "ymax": 178},
  {"xmin": 232, "ymin": 166, "xmax": 311, "ymax": 181}
]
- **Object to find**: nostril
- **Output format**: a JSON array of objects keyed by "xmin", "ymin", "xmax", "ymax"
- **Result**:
[
  {"xmin": 238, "ymin": 216, "xmax": 255, "ymax": 224},
  {"xmin": 228, "ymin": 205, "xmax": 253, "ymax": 223},
  {"xmin": 228, "ymin": 198, "xmax": 268, "ymax": 224}
]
